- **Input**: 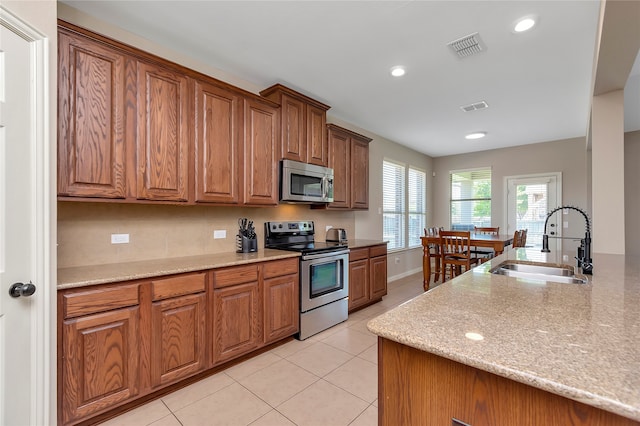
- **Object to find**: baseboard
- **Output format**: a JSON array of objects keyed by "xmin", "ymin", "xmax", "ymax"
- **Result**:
[{"xmin": 388, "ymin": 267, "xmax": 422, "ymax": 283}]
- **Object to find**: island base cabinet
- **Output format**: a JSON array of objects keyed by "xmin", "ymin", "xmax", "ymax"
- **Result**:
[
  {"xmin": 61, "ymin": 307, "xmax": 140, "ymax": 425},
  {"xmin": 378, "ymin": 338, "xmax": 638, "ymax": 426}
]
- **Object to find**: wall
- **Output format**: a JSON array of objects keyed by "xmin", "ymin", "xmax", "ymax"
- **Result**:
[
  {"xmin": 432, "ymin": 137, "xmax": 588, "ymax": 252},
  {"xmin": 625, "ymin": 130, "xmax": 640, "ymax": 256}
]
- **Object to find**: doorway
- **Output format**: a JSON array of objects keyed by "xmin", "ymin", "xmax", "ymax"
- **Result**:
[{"xmin": 505, "ymin": 173, "xmax": 562, "ymax": 249}]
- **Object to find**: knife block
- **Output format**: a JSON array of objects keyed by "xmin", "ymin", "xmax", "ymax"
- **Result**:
[{"xmin": 236, "ymin": 234, "xmax": 258, "ymax": 253}]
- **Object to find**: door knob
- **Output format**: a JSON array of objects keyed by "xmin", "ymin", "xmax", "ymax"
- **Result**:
[{"xmin": 9, "ymin": 282, "xmax": 36, "ymax": 298}]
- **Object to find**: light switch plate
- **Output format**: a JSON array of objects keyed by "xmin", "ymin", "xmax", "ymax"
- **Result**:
[
  {"xmin": 213, "ymin": 230, "xmax": 226, "ymax": 239},
  {"xmin": 111, "ymin": 233, "xmax": 129, "ymax": 244}
]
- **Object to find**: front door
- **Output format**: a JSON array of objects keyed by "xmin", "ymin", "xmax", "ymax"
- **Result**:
[
  {"xmin": 0, "ymin": 9, "xmax": 48, "ymax": 425},
  {"xmin": 505, "ymin": 173, "xmax": 562, "ymax": 250}
]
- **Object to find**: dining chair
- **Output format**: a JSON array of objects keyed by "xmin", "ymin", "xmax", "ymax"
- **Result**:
[
  {"xmin": 423, "ymin": 227, "xmax": 444, "ymax": 290},
  {"xmin": 439, "ymin": 230, "xmax": 480, "ymax": 280},
  {"xmin": 512, "ymin": 229, "xmax": 528, "ymax": 248},
  {"xmin": 472, "ymin": 226, "xmax": 500, "ymax": 263}
]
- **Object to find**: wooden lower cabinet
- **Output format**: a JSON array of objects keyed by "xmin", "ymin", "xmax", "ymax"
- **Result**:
[
  {"xmin": 58, "ymin": 259, "xmax": 299, "ymax": 425},
  {"xmin": 212, "ymin": 281, "xmax": 262, "ymax": 365},
  {"xmin": 61, "ymin": 306, "xmax": 140, "ymax": 425},
  {"xmin": 348, "ymin": 244, "xmax": 388, "ymax": 312},
  {"xmin": 379, "ymin": 338, "xmax": 638, "ymax": 426}
]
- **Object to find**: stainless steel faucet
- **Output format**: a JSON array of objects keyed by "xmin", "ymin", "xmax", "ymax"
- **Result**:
[{"xmin": 541, "ymin": 206, "xmax": 593, "ymax": 274}]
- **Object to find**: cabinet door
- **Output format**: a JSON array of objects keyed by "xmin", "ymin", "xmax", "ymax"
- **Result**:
[
  {"xmin": 243, "ymin": 98, "xmax": 279, "ymax": 205},
  {"xmin": 194, "ymin": 80, "xmax": 242, "ymax": 203},
  {"xmin": 136, "ymin": 61, "xmax": 189, "ymax": 201},
  {"xmin": 306, "ymin": 104, "xmax": 327, "ymax": 166},
  {"xmin": 350, "ymin": 137, "xmax": 370, "ymax": 209},
  {"xmin": 212, "ymin": 281, "xmax": 262, "ymax": 364},
  {"xmin": 61, "ymin": 307, "xmax": 139, "ymax": 424},
  {"xmin": 264, "ymin": 274, "xmax": 299, "ymax": 344},
  {"xmin": 151, "ymin": 293, "xmax": 206, "ymax": 388},
  {"xmin": 370, "ymin": 255, "xmax": 388, "ymax": 301},
  {"xmin": 328, "ymin": 127, "xmax": 351, "ymax": 209},
  {"xmin": 280, "ymin": 93, "xmax": 306, "ymax": 163},
  {"xmin": 58, "ymin": 32, "xmax": 127, "ymax": 198},
  {"xmin": 348, "ymin": 259, "xmax": 369, "ymax": 311}
]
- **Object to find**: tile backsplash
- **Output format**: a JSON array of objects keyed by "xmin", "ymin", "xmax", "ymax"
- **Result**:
[{"xmin": 57, "ymin": 202, "xmax": 355, "ymax": 268}]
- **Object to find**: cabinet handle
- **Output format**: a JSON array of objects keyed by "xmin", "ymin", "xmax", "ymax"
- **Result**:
[{"xmin": 452, "ymin": 418, "xmax": 472, "ymax": 426}]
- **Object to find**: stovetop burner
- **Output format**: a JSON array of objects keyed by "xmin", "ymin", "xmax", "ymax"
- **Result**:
[{"xmin": 264, "ymin": 221, "xmax": 348, "ymax": 255}]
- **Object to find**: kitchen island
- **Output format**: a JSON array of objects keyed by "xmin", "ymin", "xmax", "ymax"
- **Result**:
[{"xmin": 368, "ymin": 248, "xmax": 640, "ymax": 425}]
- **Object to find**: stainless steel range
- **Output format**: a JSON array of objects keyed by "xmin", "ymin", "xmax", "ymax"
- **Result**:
[{"xmin": 265, "ymin": 221, "xmax": 349, "ymax": 340}]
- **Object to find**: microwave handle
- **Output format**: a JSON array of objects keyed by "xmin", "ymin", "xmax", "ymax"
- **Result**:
[{"xmin": 322, "ymin": 176, "xmax": 328, "ymax": 200}]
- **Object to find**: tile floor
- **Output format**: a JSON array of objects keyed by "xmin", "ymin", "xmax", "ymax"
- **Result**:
[{"xmin": 103, "ymin": 272, "xmax": 432, "ymax": 426}]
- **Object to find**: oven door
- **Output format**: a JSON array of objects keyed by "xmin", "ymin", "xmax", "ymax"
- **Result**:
[{"xmin": 300, "ymin": 250, "xmax": 349, "ymax": 312}]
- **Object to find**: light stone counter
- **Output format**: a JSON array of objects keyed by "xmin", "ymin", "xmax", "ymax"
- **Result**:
[
  {"xmin": 346, "ymin": 239, "xmax": 388, "ymax": 249},
  {"xmin": 367, "ymin": 248, "xmax": 640, "ymax": 422},
  {"xmin": 58, "ymin": 249, "xmax": 300, "ymax": 289}
]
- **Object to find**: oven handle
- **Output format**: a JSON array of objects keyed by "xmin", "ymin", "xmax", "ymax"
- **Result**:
[{"xmin": 301, "ymin": 249, "xmax": 350, "ymax": 260}]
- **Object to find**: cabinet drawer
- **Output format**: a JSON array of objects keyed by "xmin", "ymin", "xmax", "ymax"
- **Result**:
[
  {"xmin": 62, "ymin": 283, "xmax": 139, "ymax": 319},
  {"xmin": 263, "ymin": 258, "xmax": 299, "ymax": 279},
  {"xmin": 370, "ymin": 244, "xmax": 388, "ymax": 258},
  {"xmin": 151, "ymin": 272, "xmax": 206, "ymax": 301},
  {"xmin": 349, "ymin": 248, "xmax": 369, "ymax": 262},
  {"xmin": 213, "ymin": 264, "xmax": 259, "ymax": 288}
]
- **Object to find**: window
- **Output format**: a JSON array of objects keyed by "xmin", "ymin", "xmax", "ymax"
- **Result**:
[
  {"xmin": 383, "ymin": 160, "xmax": 426, "ymax": 250},
  {"xmin": 450, "ymin": 168, "xmax": 491, "ymax": 230}
]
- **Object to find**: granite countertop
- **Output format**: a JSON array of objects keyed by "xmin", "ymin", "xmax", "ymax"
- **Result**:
[
  {"xmin": 368, "ymin": 248, "xmax": 640, "ymax": 421},
  {"xmin": 344, "ymin": 239, "xmax": 388, "ymax": 249},
  {"xmin": 58, "ymin": 249, "xmax": 300, "ymax": 289}
]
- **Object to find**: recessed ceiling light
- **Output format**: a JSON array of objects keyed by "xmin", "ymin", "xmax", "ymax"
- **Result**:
[
  {"xmin": 514, "ymin": 17, "xmax": 536, "ymax": 33},
  {"xmin": 390, "ymin": 66, "xmax": 406, "ymax": 77},
  {"xmin": 465, "ymin": 132, "xmax": 487, "ymax": 140}
]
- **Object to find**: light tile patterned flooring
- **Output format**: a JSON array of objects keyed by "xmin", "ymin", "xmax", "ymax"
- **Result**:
[{"xmin": 102, "ymin": 272, "xmax": 431, "ymax": 426}]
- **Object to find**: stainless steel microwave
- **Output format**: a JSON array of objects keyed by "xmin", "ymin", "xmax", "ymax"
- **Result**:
[{"xmin": 280, "ymin": 159, "xmax": 334, "ymax": 203}]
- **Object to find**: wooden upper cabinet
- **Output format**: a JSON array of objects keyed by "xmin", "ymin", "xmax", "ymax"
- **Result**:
[
  {"xmin": 260, "ymin": 84, "xmax": 330, "ymax": 167},
  {"xmin": 243, "ymin": 98, "xmax": 279, "ymax": 206},
  {"xmin": 136, "ymin": 60, "xmax": 190, "ymax": 201},
  {"xmin": 327, "ymin": 126, "xmax": 351, "ymax": 209},
  {"xmin": 194, "ymin": 79, "xmax": 243, "ymax": 204},
  {"xmin": 327, "ymin": 124, "xmax": 372, "ymax": 210},
  {"xmin": 58, "ymin": 31, "xmax": 127, "ymax": 198},
  {"xmin": 351, "ymin": 136, "xmax": 370, "ymax": 209}
]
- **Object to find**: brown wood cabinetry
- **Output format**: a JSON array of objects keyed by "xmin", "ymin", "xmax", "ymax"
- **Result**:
[
  {"xmin": 57, "ymin": 22, "xmax": 280, "ymax": 207},
  {"xmin": 379, "ymin": 338, "xmax": 638, "ymax": 426},
  {"xmin": 149, "ymin": 273, "xmax": 206, "ymax": 388},
  {"xmin": 263, "ymin": 258, "xmax": 299, "ymax": 344},
  {"xmin": 58, "ymin": 31, "xmax": 128, "ymax": 198},
  {"xmin": 348, "ymin": 244, "xmax": 387, "ymax": 312},
  {"xmin": 327, "ymin": 124, "xmax": 372, "ymax": 210},
  {"xmin": 136, "ymin": 61, "xmax": 190, "ymax": 201},
  {"xmin": 243, "ymin": 98, "xmax": 280, "ymax": 205},
  {"xmin": 260, "ymin": 84, "xmax": 330, "ymax": 166},
  {"xmin": 212, "ymin": 264, "xmax": 262, "ymax": 365},
  {"xmin": 60, "ymin": 284, "xmax": 141, "ymax": 425},
  {"xmin": 194, "ymin": 79, "xmax": 243, "ymax": 204}
]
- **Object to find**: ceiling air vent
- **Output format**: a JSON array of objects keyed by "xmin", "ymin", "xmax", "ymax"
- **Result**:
[
  {"xmin": 448, "ymin": 32, "xmax": 485, "ymax": 58},
  {"xmin": 460, "ymin": 101, "xmax": 489, "ymax": 112}
]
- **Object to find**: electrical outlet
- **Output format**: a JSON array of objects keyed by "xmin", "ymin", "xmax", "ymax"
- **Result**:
[
  {"xmin": 326, "ymin": 225, "xmax": 332, "ymax": 232},
  {"xmin": 395, "ymin": 257, "xmax": 400, "ymax": 264},
  {"xmin": 213, "ymin": 230, "xmax": 226, "ymax": 239},
  {"xmin": 111, "ymin": 233, "xmax": 129, "ymax": 244},
  {"xmin": 563, "ymin": 221, "xmax": 569, "ymax": 228}
]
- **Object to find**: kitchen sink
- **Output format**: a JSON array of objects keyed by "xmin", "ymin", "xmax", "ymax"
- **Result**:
[{"xmin": 490, "ymin": 261, "xmax": 589, "ymax": 284}]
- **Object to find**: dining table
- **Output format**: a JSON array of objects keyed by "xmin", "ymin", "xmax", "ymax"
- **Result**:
[{"xmin": 421, "ymin": 233, "xmax": 514, "ymax": 291}]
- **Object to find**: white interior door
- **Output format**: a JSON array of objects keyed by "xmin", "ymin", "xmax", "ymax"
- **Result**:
[
  {"xmin": 505, "ymin": 173, "xmax": 562, "ymax": 249},
  {"xmin": 0, "ymin": 12, "xmax": 46, "ymax": 425}
]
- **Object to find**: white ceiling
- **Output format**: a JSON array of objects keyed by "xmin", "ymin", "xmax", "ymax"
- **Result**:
[{"xmin": 61, "ymin": 0, "xmax": 640, "ymax": 157}]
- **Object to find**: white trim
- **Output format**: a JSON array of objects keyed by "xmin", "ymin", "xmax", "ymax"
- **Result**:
[
  {"xmin": 388, "ymin": 267, "xmax": 422, "ymax": 283},
  {"xmin": 0, "ymin": 6, "xmax": 51, "ymax": 425}
]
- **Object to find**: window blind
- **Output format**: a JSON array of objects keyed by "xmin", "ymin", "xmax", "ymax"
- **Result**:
[
  {"xmin": 450, "ymin": 168, "xmax": 492, "ymax": 229},
  {"xmin": 383, "ymin": 161, "xmax": 405, "ymax": 250},
  {"xmin": 408, "ymin": 168, "xmax": 426, "ymax": 247}
]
